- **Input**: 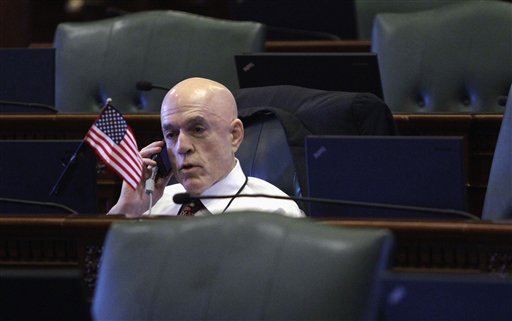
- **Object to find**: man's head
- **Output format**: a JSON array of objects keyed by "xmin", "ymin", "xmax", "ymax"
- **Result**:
[{"xmin": 161, "ymin": 77, "xmax": 244, "ymax": 195}]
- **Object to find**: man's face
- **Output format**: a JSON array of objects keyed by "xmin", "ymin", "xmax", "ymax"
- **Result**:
[{"xmin": 161, "ymin": 88, "xmax": 241, "ymax": 195}]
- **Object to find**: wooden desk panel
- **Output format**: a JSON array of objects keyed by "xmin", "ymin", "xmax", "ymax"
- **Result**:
[
  {"xmin": 27, "ymin": 40, "xmax": 373, "ymax": 53},
  {"xmin": 1, "ymin": 215, "xmax": 511, "ymax": 300},
  {"xmin": 265, "ymin": 40, "xmax": 372, "ymax": 52},
  {"xmin": 323, "ymin": 219, "xmax": 512, "ymax": 275},
  {"xmin": 0, "ymin": 215, "xmax": 116, "ymax": 298},
  {"xmin": 0, "ymin": 113, "xmax": 502, "ymax": 215}
]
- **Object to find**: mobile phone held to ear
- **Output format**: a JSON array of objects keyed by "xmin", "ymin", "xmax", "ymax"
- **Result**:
[{"xmin": 152, "ymin": 142, "xmax": 172, "ymax": 178}]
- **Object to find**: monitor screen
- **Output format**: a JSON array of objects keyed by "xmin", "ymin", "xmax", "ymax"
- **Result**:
[
  {"xmin": 235, "ymin": 53, "xmax": 383, "ymax": 99},
  {"xmin": 0, "ymin": 48, "xmax": 56, "ymax": 113},
  {"xmin": 0, "ymin": 140, "xmax": 98, "ymax": 214},
  {"xmin": 305, "ymin": 135, "xmax": 469, "ymax": 219},
  {"xmin": 0, "ymin": 268, "xmax": 91, "ymax": 321},
  {"xmin": 229, "ymin": 0, "xmax": 357, "ymax": 40}
]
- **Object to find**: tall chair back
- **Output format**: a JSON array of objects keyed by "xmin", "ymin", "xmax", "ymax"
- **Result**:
[
  {"xmin": 235, "ymin": 85, "xmax": 396, "ymax": 198},
  {"xmin": 372, "ymin": 1, "xmax": 512, "ymax": 112},
  {"xmin": 92, "ymin": 212, "xmax": 393, "ymax": 321},
  {"xmin": 355, "ymin": 0, "xmax": 483, "ymax": 40},
  {"xmin": 54, "ymin": 10, "xmax": 265, "ymax": 112}
]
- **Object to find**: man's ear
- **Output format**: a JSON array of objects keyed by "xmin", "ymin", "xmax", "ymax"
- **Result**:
[{"xmin": 230, "ymin": 118, "xmax": 244, "ymax": 152}]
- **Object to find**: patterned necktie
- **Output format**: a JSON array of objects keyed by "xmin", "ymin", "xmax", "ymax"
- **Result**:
[{"xmin": 178, "ymin": 200, "xmax": 206, "ymax": 216}]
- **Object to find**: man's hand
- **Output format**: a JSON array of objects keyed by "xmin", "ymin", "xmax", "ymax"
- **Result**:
[{"xmin": 107, "ymin": 141, "xmax": 173, "ymax": 216}]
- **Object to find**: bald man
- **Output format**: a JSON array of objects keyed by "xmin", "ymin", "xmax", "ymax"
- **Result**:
[{"xmin": 109, "ymin": 77, "xmax": 304, "ymax": 217}]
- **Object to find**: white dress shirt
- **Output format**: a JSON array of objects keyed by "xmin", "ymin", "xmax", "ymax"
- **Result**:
[{"xmin": 149, "ymin": 159, "xmax": 304, "ymax": 217}]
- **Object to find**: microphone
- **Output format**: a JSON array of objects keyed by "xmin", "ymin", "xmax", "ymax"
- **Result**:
[
  {"xmin": 135, "ymin": 81, "xmax": 170, "ymax": 92},
  {"xmin": 0, "ymin": 100, "xmax": 57, "ymax": 114},
  {"xmin": 0, "ymin": 197, "xmax": 78, "ymax": 214},
  {"xmin": 172, "ymin": 192, "xmax": 480, "ymax": 220},
  {"xmin": 173, "ymin": 193, "xmax": 195, "ymax": 205}
]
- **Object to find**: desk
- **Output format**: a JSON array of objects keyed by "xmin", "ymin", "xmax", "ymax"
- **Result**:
[
  {"xmin": 0, "ymin": 113, "xmax": 502, "ymax": 215},
  {"xmin": 323, "ymin": 219, "xmax": 512, "ymax": 275},
  {"xmin": 28, "ymin": 40, "xmax": 373, "ymax": 53},
  {"xmin": 1, "ymin": 215, "xmax": 511, "ymax": 299}
]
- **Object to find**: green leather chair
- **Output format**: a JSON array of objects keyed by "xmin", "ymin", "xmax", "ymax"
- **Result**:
[
  {"xmin": 372, "ymin": 1, "xmax": 512, "ymax": 112},
  {"xmin": 354, "ymin": 0, "xmax": 481, "ymax": 40},
  {"xmin": 92, "ymin": 212, "xmax": 393, "ymax": 321},
  {"xmin": 53, "ymin": 10, "xmax": 265, "ymax": 112}
]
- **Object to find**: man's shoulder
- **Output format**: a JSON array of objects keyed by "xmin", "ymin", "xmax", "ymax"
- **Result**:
[{"xmin": 246, "ymin": 176, "xmax": 289, "ymax": 196}]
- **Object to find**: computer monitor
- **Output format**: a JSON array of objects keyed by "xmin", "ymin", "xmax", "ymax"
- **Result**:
[
  {"xmin": 305, "ymin": 135, "xmax": 469, "ymax": 219},
  {"xmin": 229, "ymin": 0, "xmax": 357, "ymax": 40},
  {"xmin": 380, "ymin": 272, "xmax": 512, "ymax": 321},
  {"xmin": 0, "ymin": 268, "xmax": 91, "ymax": 321},
  {"xmin": 235, "ymin": 53, "xmax": 384, "ymax": 99},
  {"xmin": 0, "ymin": 140, "xmax": 97, "ymax": 214},
  {"xmin": 0, "ymin": 48, "xmax": 56, "ymax": 113}
]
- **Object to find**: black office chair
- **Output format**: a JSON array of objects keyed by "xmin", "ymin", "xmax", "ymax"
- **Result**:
[
  {"xmin": 235, "ymin": 85, "xmax": 397, "ymax": 199},
  {"xmin": 92, "ymin": 212, "xmax": 394, "ymax": 321}
]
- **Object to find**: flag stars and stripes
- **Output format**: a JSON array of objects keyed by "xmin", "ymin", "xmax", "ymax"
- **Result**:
[
  {"xmin": 95, "ymin": 107, "xmax": 128, "ymax": 144},
  {"xmin": 84, "ymin": 104, "xmax": 143, "ymax": 190}
]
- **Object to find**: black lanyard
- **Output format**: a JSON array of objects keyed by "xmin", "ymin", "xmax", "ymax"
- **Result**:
[{"xmin": 221, "ymin": 175, "xmax": 248, "ymax": 214}]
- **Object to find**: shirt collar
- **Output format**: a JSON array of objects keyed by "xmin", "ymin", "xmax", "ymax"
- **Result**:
[{"xmin": 200, "ymin": 158, "xmax": 246, "ymax": 214}]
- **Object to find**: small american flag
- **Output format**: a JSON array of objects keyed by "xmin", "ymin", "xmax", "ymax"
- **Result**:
[{"xmin": 85, "ymin": 104, "xmax": 143, "ymax": 189}]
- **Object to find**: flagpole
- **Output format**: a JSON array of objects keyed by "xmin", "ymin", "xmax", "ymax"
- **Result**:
[
  {"xmin": 49, "ymin": 139, "xmax": 87, "ymax": 196},
  {"xmin": 49, "ymin": 98, "xmax": 112, "ymax": 196}
]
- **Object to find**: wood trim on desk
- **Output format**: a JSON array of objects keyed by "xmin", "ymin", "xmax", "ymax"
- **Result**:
[
  {"xmin": 28, "ymin": 41, "xmax": 373, "ymax": 52},
  {"xmin": 0, "ymin": 113, "xmax": 162, "ymax": 145},
  {"xmin": 1, "ymin": 216, "xmax": 511, "ymax": 286},
  {"xmin": 265, "ymin": 40, "xmax": 372, "ymax": 52},
  {"xmin": 0, "ymin": 215, "xmax": 118, "ymax": 297},
  {"xmin": 324, "ymin": 218, "xmax": 512, "ymax": 275}
]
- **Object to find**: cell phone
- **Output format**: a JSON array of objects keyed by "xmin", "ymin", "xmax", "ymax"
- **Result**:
[{"xmin": 152, "ymin": 142, "xmax": 172, "ymax": 178}]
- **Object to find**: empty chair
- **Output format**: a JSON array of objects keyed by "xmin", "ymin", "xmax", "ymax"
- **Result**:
[
  {"xmin": 92, "ymin": 212, "xmax": 394, "ymax": 321},
  {"xmin": 54, "ymin": 10, "xmax": 265, "ymax": 112},
  {"xmin": 355, "ymin": 0, "xmax": 482, "ymax": 40},
  {"xmin": 372, "ymin": 1, "xmax": 512, "ymax": 112}
]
